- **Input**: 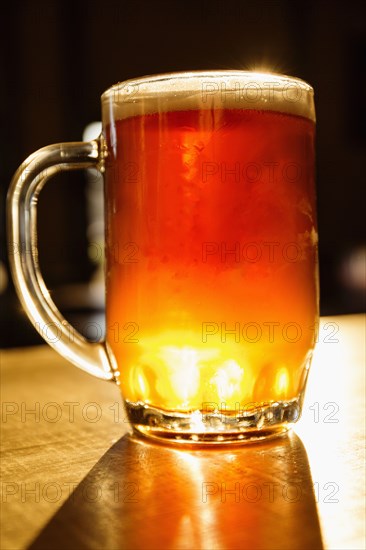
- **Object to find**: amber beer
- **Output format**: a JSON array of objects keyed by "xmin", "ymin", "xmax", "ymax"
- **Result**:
[
  {"xmin": 8, "ymin": 71, "xmax": 318, "ymax": 443},
  {"xmin": 104, "ymin": 75, "xmax": 318, "ymax": 438}
]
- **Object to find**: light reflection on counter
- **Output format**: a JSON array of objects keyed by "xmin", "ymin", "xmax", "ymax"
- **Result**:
[
  {"xmin": 173, "ymin": 452, "xmax": 220, "ymax": 550},
  {"xmin": 295, "ymin": 315, "xmax": 366, "ymax": 550}
]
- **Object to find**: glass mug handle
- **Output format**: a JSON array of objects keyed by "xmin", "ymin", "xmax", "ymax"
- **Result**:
[{"xmin": 7, "ymin": 140, "xmax": 115, "ymax": 381}]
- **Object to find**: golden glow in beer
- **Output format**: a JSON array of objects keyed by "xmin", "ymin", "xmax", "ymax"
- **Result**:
[{"xmin": 105, "ymin": 106, "xmax": 318, "ymax": 414}]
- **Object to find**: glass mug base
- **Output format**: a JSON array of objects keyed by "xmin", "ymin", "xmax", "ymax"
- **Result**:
[{"xmin": 127, "ymin": 397, "xmax": 302, "ymax": 445}]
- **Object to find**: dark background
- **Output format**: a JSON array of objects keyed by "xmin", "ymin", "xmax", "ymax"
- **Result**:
[{"xmin": 1, "ymin": 0, "xmax": 365, "ymax": 347}]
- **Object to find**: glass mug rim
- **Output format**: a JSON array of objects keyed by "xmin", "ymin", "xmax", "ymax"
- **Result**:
[
  {"xmin": 101, "ymin": 70, "xmax": 316, "ymax": 125},
  {"xmin": 8, "ymin": 69, "xmax": 318, "ymax": 445},
  {"xmin": 101, "ymin": 70, "xmax": 314, "ymax": 99}
]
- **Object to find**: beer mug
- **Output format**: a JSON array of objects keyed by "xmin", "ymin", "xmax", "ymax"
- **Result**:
[{"xmin": 8, "ymin": 71, "xmax": 318, "ymax": 444}]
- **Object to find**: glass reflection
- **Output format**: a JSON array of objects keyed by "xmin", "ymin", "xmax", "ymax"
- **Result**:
[{"xmin": 29, "ymin": 432, "xmax": 323, "ymax": 550}]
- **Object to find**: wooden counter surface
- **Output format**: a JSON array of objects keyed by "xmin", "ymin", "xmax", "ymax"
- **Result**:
[{"xmin": 1, "ymin": 315, "xmax": 365, "ymax": 549}]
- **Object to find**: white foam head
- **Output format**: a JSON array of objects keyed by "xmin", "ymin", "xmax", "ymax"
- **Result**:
[{"xmin": 101, "ymin": 71, "xmax": 315, "ymax": 123}]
